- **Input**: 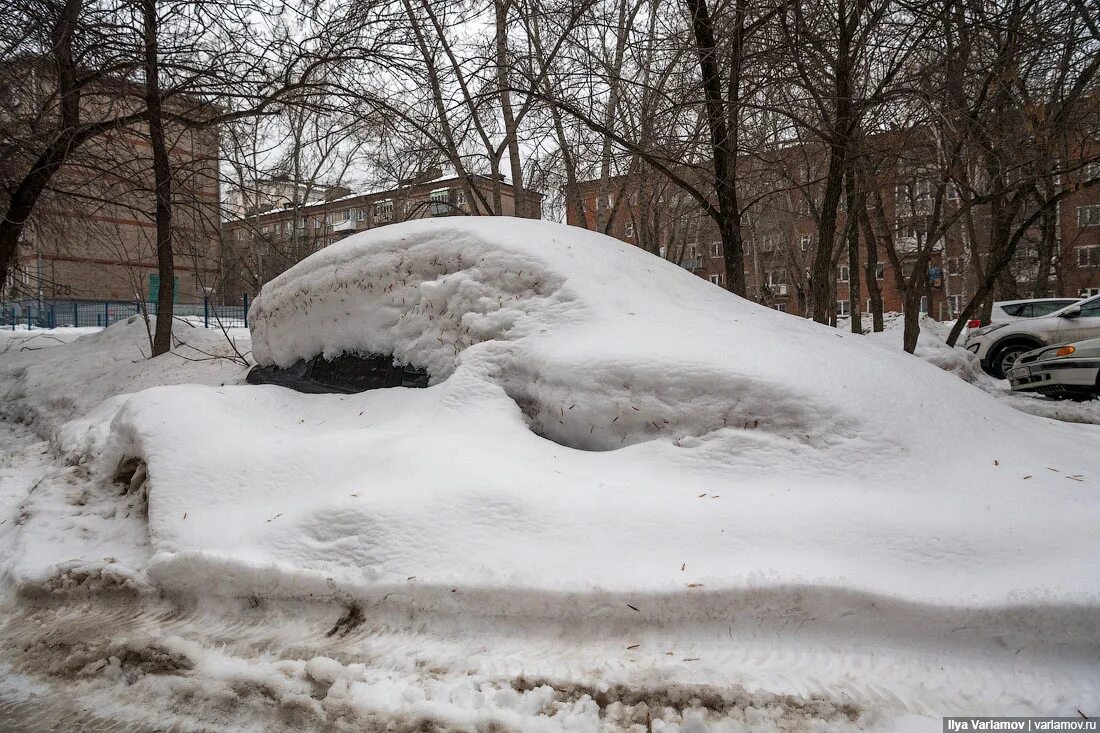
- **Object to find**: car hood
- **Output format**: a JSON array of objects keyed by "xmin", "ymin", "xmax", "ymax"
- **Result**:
[{"xmin": 1024, "ymin": 337, "xmax": 1100, "ymax": 363}]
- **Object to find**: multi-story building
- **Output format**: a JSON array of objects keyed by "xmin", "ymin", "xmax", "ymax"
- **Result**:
[
  {"xmin": 1, "ymin": 61, "xmax": 222, "ymax": 305},
  {"xmin": 566, "ymin": 150, "xmax": 1100, "ymax": 320},
  {"xmin": 221, "ymin": 169, "xmax": 543, "ymax": 302},
  {"xmin": 223, "ymin": 176, "xmax": 349, "ymax": 220}
]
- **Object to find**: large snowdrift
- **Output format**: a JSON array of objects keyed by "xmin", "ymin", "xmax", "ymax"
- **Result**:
[
  {"xmin": 3, "ymin": 219, "xmax": 1100, "ymax": 729},
  {"xmin": 12, "ymin": 218, "xmax": 1100, "ymax": 622}
]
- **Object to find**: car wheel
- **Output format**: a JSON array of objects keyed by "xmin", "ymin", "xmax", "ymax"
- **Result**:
[{"xmin": 991, "ymin": 343, "xmax": 1032, "ymax": 379}]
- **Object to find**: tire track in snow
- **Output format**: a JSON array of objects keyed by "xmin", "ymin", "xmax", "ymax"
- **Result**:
[{"xmin": 1, "ymin": 593, "xmax": 1095, "ymax": 731}]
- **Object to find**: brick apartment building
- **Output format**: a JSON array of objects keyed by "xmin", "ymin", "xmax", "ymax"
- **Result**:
[
  {"xmin": 1, "ymin": 61, "xmax": 222, "ymax": 305},
  {"xmin": 566, "ymin": 144, "xmax": 1100, "ymax": 321},
  {"xmin": 221, "ymin": 169, "xmax": 543, "ymax": 302}
]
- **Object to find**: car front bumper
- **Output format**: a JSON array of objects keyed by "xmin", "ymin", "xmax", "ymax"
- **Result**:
[{"xmin": 1007, "ymin": 359, "xmax": 1100, "ymax": 394}]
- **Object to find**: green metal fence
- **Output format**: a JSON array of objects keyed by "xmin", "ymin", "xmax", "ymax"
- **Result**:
[{"xmin": 2, "ymin": 296, "xmax": 251, "ymax": 330}]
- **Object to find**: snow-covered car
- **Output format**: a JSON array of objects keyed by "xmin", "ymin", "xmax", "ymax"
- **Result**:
[
  {"xmin": 960, "ymin": 297, "xmax": 1080, "ymax": 341},
  {"xmin": 6, "ymin": 218, "xmax": 1099, "ymax": 730},
  {"xmin": 964, "ymin": 293, "xmax": 1100, "ymax": 378},
  {"xmin": 1007, "ymin": 337, "xmax": 1100, "ymax": 400}
]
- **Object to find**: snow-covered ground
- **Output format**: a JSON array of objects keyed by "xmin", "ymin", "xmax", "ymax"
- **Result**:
[{"xmin": 1, "ymin": 218, "xmax": 1097, "ymax": 732}]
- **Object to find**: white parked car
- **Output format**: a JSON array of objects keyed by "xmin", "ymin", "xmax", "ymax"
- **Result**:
[
  {"xmin": 965, "ymin": 294, "xmax": 1100, "ymax": 378},
  {"xmin": 960, "ymin": 297, "xmax": 1080, "ymax": 341},
  {"xmin": 1008, "ymin": 337, "xmax": 1100, "ymax": 400}
]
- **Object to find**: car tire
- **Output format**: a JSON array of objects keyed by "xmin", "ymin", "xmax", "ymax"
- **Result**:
[{"xmin": 990, "ymin": 342, "xmax": 1036, "ymax": 379}]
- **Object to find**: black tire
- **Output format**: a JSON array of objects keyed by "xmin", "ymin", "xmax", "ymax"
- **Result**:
[{"xmin": 990, "ymin": 342, "xmax": 1037, "ymax": 379}]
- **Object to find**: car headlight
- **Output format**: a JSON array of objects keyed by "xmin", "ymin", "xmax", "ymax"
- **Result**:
[
  {"xmin": 974, "ymin": 323, "xmax": 1010, "ymax": 337},
  {"xmin": 1055, "ymin": 345, "xmax": 1075, "ymax": 357}
]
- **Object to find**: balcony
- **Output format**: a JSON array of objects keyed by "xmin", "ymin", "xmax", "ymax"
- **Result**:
[
  {"xmin": 331, "ymin": 219, "xmax": 356, "ymax": 232},
  {"xmin": 680, "ymin": 257, "xmax": 704, "ymax": 271}
]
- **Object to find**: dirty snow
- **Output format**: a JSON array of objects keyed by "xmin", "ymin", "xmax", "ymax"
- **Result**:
[{"xmin": 1, "ymin": 217, "xmax": 1098, "ymax": 731}]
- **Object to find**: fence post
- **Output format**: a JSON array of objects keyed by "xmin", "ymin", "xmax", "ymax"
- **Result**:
[
  {"xmin": 204, "ymin": 296, "xmax": 209, "ymax": 328},
  {"xmin": 243, "ymin": 294, "xmax": 249, "ymax": 328},
  {"xmin": 104, "ymin": 302, "xmax": 109, "ymax": 328},
  {"xmin": 27, "ymin": 305, "xmax": 33, "ymax": 329},
  {"xmin": 73, "ymin": 302, "xmax": 79, "ymax": 328}
]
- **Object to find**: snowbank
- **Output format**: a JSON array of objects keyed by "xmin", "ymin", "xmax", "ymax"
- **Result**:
[
  {"xmin": 14, "ymin": 218, "xmax": 1092, "ymax": 618},
  {"xmin": 4, "ymin": 219, "xmax": 1100, "ymax": 729},
  {"xmin": 0, "ymin": 316, "xmax": 251, "ymax": 435}
]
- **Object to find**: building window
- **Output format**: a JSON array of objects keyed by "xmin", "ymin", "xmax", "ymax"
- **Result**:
[
  {"xmin": 758, "ymin": 234, "xmax": 781, "ymax": 253},
  {"xmin": 800, "ymin": 234, "xmax": 813, "ymax": 251},
  {"xmin": 919, "ymin": 296, "xmax": 929, "ymax": 314},
  {"xmin": 325, "ymin": 212, "xmax": 335, "ymax": 225},
  {"xmin": 374, "ymin": 199, "xmax": 394, "ymax": 221},
  {"xmin": 837, "ymin": 265, "xmax": 849, "ymax": 282},
  {"xmin": 766, "ymin": 270, "xmax": 786, "ymax": 286},
  {"xmin": 314, "ymin": 218, "xmax": 322, "ymax": 229},
  {"xmin": 686, "ymin": 244, "xmax": 697, "ymax": 258},
  {"xmin": 836, "ymin": 300, "xmax": 850, "ymax": 316},
  {"xmin": 284, "ymin": 221, "xmax": 291, "ymax": 234},
  {"xmin": 1077, "ymin": 205, "xmax": 1100, "ymax": 227},
  {"xmin": 896, "ymin": 224, "xmax": 922, "ymax": 242},
  {"xmin": 1084, "ymin": 162, "xmax": 1100, "ymax": 181},
  {"xmin": 1080, "ymin": 287, "xmax": 1100, "ymax": 298},
  {"xmin": 711, "ymin": 243, "xmax": 722, "ymax": 257},
  {"xmin": 456, "ymin": 191, "xmax": 466, "ymax": 210},
  {"xmin": 625, "ymin": 222, "xmax": 634, "ymax": 238},
  {"xmin": 709, "ymin": 274, "xmax": 722, "ymax": 285},
  {"xmin": 774, "ymin": 303, "xmax": 788, "ymax": 313},
  {"xmin": 946, "ymin": 257, "xmax": 963, "ymax": 275},
  {"xmin": 659, "ymin": 245, "xmax": 667, "ymax": 258},
  {"xmin": 260, "ymin": 225, "xmax": 269, "ymax": 234},
  {"xmin": 948, "ymin": 294, "xmax": 963, "ymax": 314},
  {"xmin": 357, "ymin": 208, "xmax": 366, "ymax": 221},
  {"xmin": 875, "ymin": 262, "xmax": 885, "ymax": 280},
  {"xmin": 343, "ymin": 209, "xmax": 352, "ymax": 221},
  {"xmin": 1078, "ymin": 245, "xmax": 1100, "ymax": 267}
]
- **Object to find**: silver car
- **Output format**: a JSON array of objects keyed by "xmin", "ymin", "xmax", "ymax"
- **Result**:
[
  {"xmin": 1007, "ymin": 337, "xmax": 1100, "ymax": 400},
  {"xmin": 965, "ymin": 294, "xmax": 1100, "ymax": 378}
]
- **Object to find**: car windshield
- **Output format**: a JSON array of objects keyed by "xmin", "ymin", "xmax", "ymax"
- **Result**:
[
  {"xmin": 1029, "ymin": 300, "xmax": 1080, "ymax": 316},
  {"xmin": 1053, "ymin": 295, "xmax": 1100, "ymax": 316}
]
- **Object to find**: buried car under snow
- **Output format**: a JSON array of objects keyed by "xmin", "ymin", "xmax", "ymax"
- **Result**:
[
  {"xmin": 22, "ymin": 217, "xmax": 1098, "ymax": 728},
  {"xmin": 1008, "ymin": 337, "xmax": 1100, "ymax": 400}
]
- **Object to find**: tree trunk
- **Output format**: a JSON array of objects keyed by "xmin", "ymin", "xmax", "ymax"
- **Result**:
[
  {"xmin": 495, "ymin": 0, "xmax": 525, "ymax": 218},
  {"xmin": 143, "ymin": 0, "xmax": 175, "ymax": 357},
  {"xmin": 858, "ymin": 200, "xmax": 884, "ymax": 332},
  {"xmin": 810, "ymin": 0, "xmax": 855, "ymax": 324},
  {"xmin": 685, "ymin": 0, "xmax": 746, "ymax": 296},
  {"xmin": 845, "ymin": 168, "xmax": 862, "ymax": 334},
  {"xmin": 902, "ymin": 286, "xmax": 923, "ymax": 353}
]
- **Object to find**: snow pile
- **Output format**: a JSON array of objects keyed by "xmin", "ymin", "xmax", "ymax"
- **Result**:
[
  {"xmin": 854, "ymin": 314, "xmax": 988, "ymax": 384},
  {"xmin": 0, "ymin": 316, "xmax": 250, "ymax": 435},
  {"xmin": 3, "ymin": 219, "xmax": 1099, "ymax": 728},
  {"xmin": 12, "ymin": 217, "xmax": 1092, "ymax": 614}
]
